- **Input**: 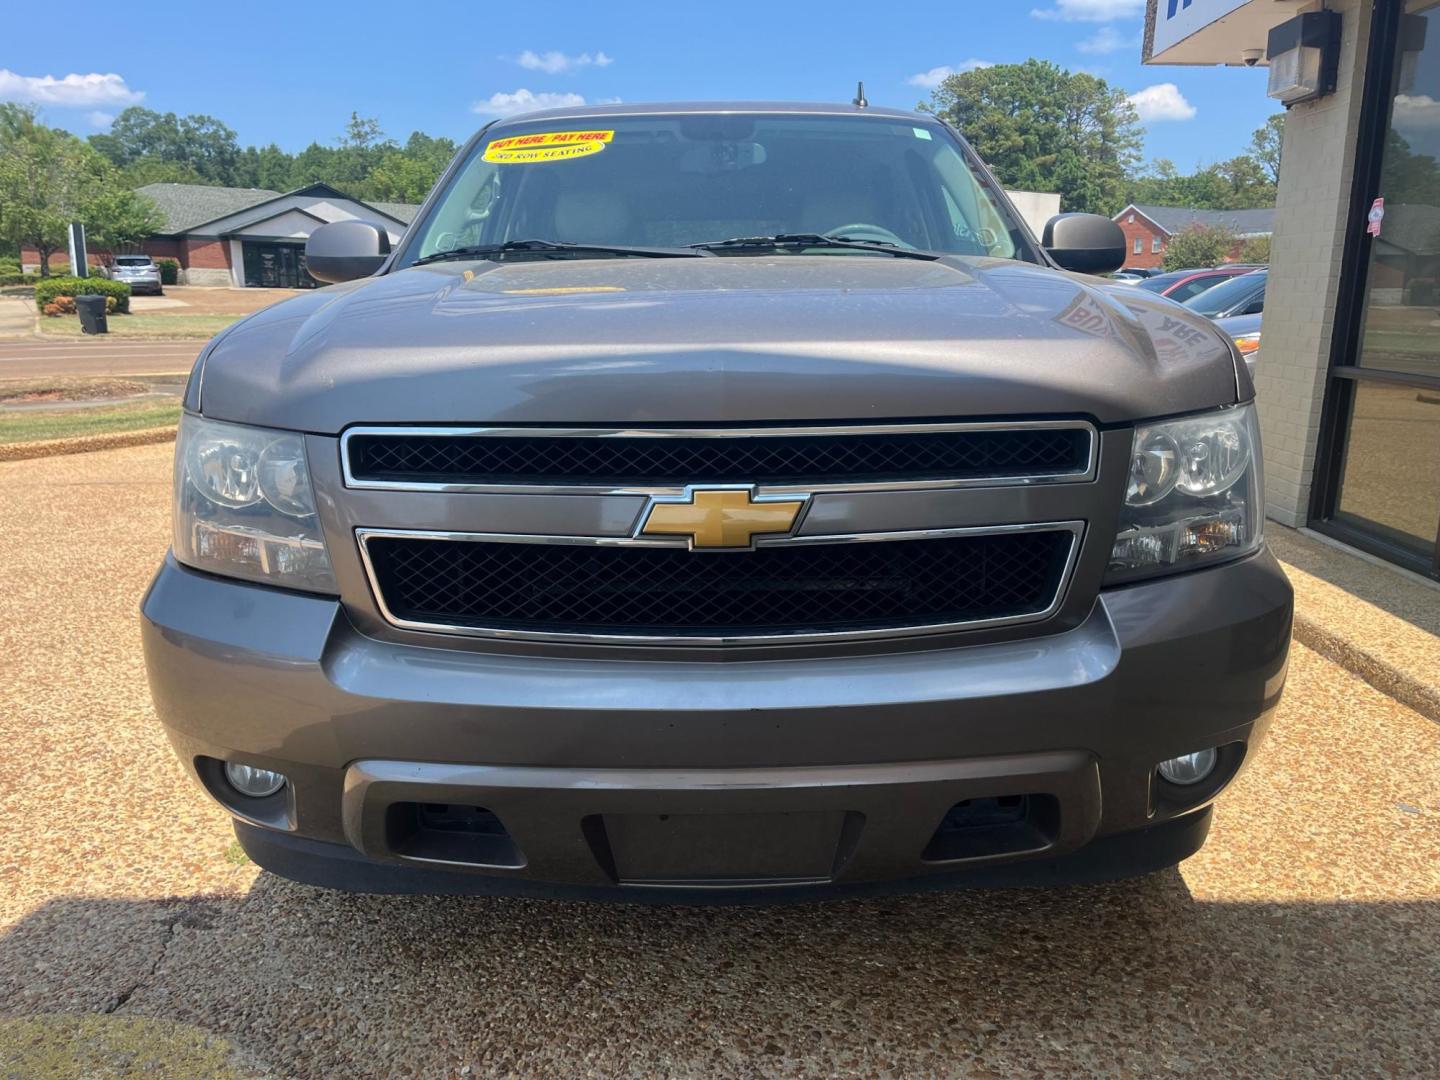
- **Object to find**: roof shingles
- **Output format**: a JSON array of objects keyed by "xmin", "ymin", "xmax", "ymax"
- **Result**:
[
  {"xmin": 1122, "ymin": 204, "xmax": 1275, "ymax": 238},
  {"xmin": 135, "ymin": 182, "xmax": 422, "ymax": 234}
]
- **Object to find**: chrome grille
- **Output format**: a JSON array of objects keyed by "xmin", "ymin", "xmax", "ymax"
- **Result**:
[
  {"xmin": 359, "ymin": 526, "xmax": 1081, "ymax": 643},
  {"xmin": 342, "ymin": 422, "xmax": 1096, "ymax": 493}
]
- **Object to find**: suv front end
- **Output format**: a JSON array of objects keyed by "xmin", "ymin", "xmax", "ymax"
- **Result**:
[{"xmin": 141, "ymin": 104, "xmax": 1291, "ymax": 900}]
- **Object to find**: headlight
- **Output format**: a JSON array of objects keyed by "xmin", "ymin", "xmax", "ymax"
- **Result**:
[
  {"xmin": 173, "ymin": 413, "xmax": 336, "ymax": 592},
  {"xmin": 1106, "ymin": 403, "xmax": 1263, "ymax": 583}
]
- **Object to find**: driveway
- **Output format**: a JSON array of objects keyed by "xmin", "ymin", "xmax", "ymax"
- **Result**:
[{"xmin": 1, "ymin": 443, "xmax": 1437, "ymax": 1078}]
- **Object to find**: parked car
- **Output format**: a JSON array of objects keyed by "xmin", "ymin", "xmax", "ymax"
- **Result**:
[
  {"xmin": 108, "ymin": 255, "xmax": 163, "ymax": 295},
  {"xmin": 1182, "ymin": 269, "xmax": 1266, "ymax": 320},
  {"xmin": 1215, "ymin": 312, "xmax": 1263, "ymax": 374},
  {"xmin": 1111, "ymin": 267, "xmax": 1161, "ymax": 282},
  {"xmin": 1136, "ymin": 265, "xmax": 1261, "ymax": 303},
  {"xmin": 141, "ymin": 102, "xmax": 1291, "ymax": 901}
]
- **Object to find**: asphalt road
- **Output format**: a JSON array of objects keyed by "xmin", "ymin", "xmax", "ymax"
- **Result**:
[
  {"xmin": 0, "ymin": 339, "xmax": 202, "ymax": 380},
  {"xmin": 1, "ymin": 443, "xmax": 1437, "ymax": 1078}
]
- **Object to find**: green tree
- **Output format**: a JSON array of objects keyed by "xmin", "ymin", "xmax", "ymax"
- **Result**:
[
  {"xmin": 123, "ymin": 157, "xmax": 207, "ymax": 188},
  {"xmin": 1126, "ymin": 155, "xmax": 1276, "ymax": 212},
  {"xmin": 924, "ymin": 59, "xmax": 1143, "ymax": 215},
  {"xmin": 359, "ymin": 131, "xmax": 458, "ymax": 203},
  {"xmin": 233, "ymin": 143, "xmax": 296, "ymax": 191},
  {"xmin": 0, "ymin": 106, "xmax": 160, "ymax": 275},
  {"xmin": 1249, "ymin": 114, "xmax": 1285, "ymax": 184},
  {"xmin": 1163, "ymin": 225, "xmax": 1238, "ymax": 271},
  {"xmin": 90, "ymin": 107, "xmax": 241, "ymax": 185}
]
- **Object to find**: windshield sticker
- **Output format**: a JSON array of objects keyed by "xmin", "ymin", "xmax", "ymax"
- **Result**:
[
  {"xmin": 912, "ymin": 127, "xmax": 933, "ymax": 140},
  {"xmin": 483, "ymin": 130, "xmax": 614, "ymax": 164}
]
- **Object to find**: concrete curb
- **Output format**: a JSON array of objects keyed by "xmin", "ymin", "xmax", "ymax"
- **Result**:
[
  {"xmin": 1290, "ymin": 608, "xmax": 1440, "ymax": 725},
  {"xmin": 0, "ymin": 425, "xmax": 176, "ymax": 462}
]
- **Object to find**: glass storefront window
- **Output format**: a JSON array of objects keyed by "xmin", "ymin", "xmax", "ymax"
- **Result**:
[
  {"xmin": 1357, "ymin": 1, "xmax": 1440, "ymax": 379},
  {"xmin": 1334, "ymin": 381, "xmax": 1440, "ymax": 558},
  {"xmin": 1316, "ymin": 0, "xmax": 1440, "ymax": 576}
]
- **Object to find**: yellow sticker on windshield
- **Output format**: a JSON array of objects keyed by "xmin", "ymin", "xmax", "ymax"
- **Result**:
[{"xmin": 483, "ymin": 130, "xmax": 614, "ymax": 164}]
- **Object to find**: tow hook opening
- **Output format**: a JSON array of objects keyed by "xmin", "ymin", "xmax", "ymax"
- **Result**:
[
  {"xmin": 385, "ymin": 802, "xmax": 526, "ymax": 869},
  {"xmin": 921, "ymin": 794, "xmax": 1060, "ymax": 863}
]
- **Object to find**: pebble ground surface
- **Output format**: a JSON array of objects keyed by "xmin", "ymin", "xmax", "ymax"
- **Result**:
[{"xmin": 1, "ymin": 444, "xmax": 1437, "ymax": 1079}]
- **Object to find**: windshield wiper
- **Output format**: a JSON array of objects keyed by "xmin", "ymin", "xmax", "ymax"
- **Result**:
[
  {"xmin": 413, "ymin": 239, "xmax": 710, "ymax": 266},
  {"xmin": 688, "ymin": 233, "xmax": 940, "ymax": 261}
]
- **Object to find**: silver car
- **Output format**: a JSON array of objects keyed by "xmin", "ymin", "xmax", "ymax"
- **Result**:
[
  {"xmin": 109, "ymin": 255, "xmax": 163, "ymax": 295},
  {"xmin": 142, "ymin": 103, "xmax": 1291, "ymax": 901}
]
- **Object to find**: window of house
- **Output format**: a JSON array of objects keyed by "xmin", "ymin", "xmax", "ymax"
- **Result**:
[
  {"xmin": 1153, "ymin": 236, "xmax": 1163, "ymax": 253},
  {"xmin": 1128, "ymin": 214, "xmax": 1135, "ymax": 223},
  {"xmin": 1133, "ymin": 237, "xmax": 1143, "ymax": 254}
]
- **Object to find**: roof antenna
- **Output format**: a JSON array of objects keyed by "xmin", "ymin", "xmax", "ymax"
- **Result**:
[{"xmin": 853, "ymin": 81, "xmax": 868, "ymax": 108}]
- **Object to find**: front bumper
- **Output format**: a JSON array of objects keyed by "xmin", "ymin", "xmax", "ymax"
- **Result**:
[{"xmin": 142, "ymin": 549, "xmax": 1292, "ymax": 898}]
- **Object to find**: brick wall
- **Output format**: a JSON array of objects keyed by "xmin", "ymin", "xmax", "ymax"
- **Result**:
[
  {"xmin": 183, "ymin": 237, "xmax": 230, "ymax": 269},
  {"xmin": 1115, "ymin": 212, "xmax": 1167, "ymax": 269},
  {"xmin": 1253, "ymin": 0, "xmax": 1371, "ymax": 527}
]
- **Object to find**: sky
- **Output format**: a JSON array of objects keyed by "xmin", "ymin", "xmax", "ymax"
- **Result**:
[{"xmin": 0, "ymin": 0, "xmax": 1279, "ymax": 173}]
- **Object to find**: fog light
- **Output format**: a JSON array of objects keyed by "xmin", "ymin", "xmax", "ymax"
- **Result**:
[
  {"xmin": 224, "ymin": 762, "xmax": 286, "ymax": 798},
  {"xmin": 1157, "ymin": 748, "xmax": 1218, "ymax": 786}
]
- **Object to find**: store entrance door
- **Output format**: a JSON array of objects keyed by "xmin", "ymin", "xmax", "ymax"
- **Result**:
[{"xmin": 241, "ymin": 241, "xmax": 318, "ymax": 289}]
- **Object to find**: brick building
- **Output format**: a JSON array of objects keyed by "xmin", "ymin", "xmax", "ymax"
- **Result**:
[
  {"xmin": 1111, "ymin": 204, "xmax": 1276, "ymax": 270},
  {"xmin": 22, "ymin": 182, "xmax": 417, "ymax": 288}
]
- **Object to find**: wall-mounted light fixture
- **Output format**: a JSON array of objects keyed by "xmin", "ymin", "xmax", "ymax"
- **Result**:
[{"xmin": 1267, "ymin": 10, "xmax": 1341, "ymax": 107}]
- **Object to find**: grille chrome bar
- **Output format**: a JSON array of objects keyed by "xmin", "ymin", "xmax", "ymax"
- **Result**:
[
  {"xmin": 340, "ymin": 421, "xmax": 1098, "ymax": 496},
  {"xmin": 356, "ymin": 521, "xmax": 1085, "ymax": 646}
]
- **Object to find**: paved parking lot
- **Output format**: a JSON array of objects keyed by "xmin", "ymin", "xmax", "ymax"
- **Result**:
[{"xmin": 1, "ymin": 443, "xmax": 1437, "ymax": 1078}]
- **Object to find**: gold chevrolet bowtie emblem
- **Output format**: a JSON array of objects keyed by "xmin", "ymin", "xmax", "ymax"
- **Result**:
[{"xmin": 640, "ymin": 486, "xmax": 808, "ymax": 549}]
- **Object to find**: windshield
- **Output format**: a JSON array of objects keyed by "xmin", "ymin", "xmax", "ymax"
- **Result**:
[
  {"xmin": 399, "ymin": 113, "xmax": 1035, "ymax": 265},
  {"xmin": 1182, "ymin": 272, "xmax": 1265, "ymax": 316}
]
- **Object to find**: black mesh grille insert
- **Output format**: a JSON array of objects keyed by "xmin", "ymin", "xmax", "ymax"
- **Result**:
[
  {"xmin": 346, "ymin": 428, "xmax": 1089, "ymax": 487},
  {"xmin": 364, "ymin": 530, "xmax": 1074, "ymax": 638}
]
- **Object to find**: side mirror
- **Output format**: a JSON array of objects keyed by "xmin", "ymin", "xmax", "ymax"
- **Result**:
[
  {"xmin": 305, "ymin": 221, "xmax": 392, "ymax": 284},
  {"xmin": 1041, "ymin": 213, "xmax": 1127, "ymax": 275}
]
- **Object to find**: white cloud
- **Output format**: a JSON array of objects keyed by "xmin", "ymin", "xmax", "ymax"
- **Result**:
[
  {"xmin": 1077, "ymin": 26, "xmax": 1139, "ymax": 54},
  {"xmin": 1127, "ymin": 83, "xmax": 1197, "ymax": 122},
  {"xmin": 1392, "ymin": 94, "xmax": 1440, "ymax": 130},
  {"xmin": 0, "ymin": 70, "xmax": 143, "ymax": 107},
  {"xmin": 1032, "ymin": 0, "xmax": 1144, "ymax": 21},
  {"xmin": 86, "ymin": 111, "xmax": 115, "ymax": 128},
  {"xmin": 906, "ymin": 61, "xmax": 994, "ymax": 88},
  {"xmin": 514, "ymin": 50, "xmax": 613, "ymax": 74},
  {"xmin": 471, "ymin": 89, "xmax": 621, "ymax": 118}
]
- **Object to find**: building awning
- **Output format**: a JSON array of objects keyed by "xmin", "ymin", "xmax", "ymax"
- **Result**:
[{"xmin": 1145, "ymin": 0, "xmax": 1301, "ymax": 66}]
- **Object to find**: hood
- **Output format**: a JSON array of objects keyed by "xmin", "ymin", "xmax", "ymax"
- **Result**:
[{"xmin": 194, "ymin": 256, "xmax": 1241, "ymax": 432}]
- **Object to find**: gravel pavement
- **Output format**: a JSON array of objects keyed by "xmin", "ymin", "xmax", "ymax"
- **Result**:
[{"xmin": 1, "ymin": 443, "xmax": 1438, "ymax": 1078}]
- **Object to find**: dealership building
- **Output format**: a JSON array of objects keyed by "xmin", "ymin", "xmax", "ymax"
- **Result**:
[
  {"xmin": 22, "ymin": 182, "xmax": 417, "ymax": 289},
  {"xmin": 1146, "ymin": 0, "xmax": 1440, "ymax": 581}
]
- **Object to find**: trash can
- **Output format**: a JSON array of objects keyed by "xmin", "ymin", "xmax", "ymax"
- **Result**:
[{"xmin": 76, "ymin": 295, "xmax": 108, "ymax": 335}]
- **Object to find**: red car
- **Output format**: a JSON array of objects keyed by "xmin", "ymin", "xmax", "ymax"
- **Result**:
[{"xmin": 1135, "ymin": 266, "xmax": 1262, "ymax": 303}]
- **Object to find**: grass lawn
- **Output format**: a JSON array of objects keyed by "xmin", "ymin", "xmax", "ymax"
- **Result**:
[
  {"xmin": 38, "ymin": 313, "xmax": 239, "ymax": 340},
  {"xmin": 0, "ymin": 399, "xmax": 181, "ymax": 443}
]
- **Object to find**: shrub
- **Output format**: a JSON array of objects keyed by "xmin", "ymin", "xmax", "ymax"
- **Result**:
[
  {"xmin": 104, "ymin": 295, "xmax": 118, "ymax": 314},
  {"xmin": 1239, "ymin": 236, "xmax": 1270, "ymax": 264},
  {"xmin": 156, "ymin": 258, "xmax": 179, "ymax": 285},
  {"xmin": 0, "ymin": 273, "xmax": 36, "ymax": 286},
  {"xmin": 34, "ymin": 276, "xmax": 130, "ymax": 314},
  {"xmin": 42, "ymin": 302, "xmax": 63, "ymax": 317},
  {"xmin": 1162, "ymin": 225, "xmax": 1239, "ymax": 272},
  {"xmin": 52, "ymin": 296, "xmax": 77, "ymax": 315}
]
